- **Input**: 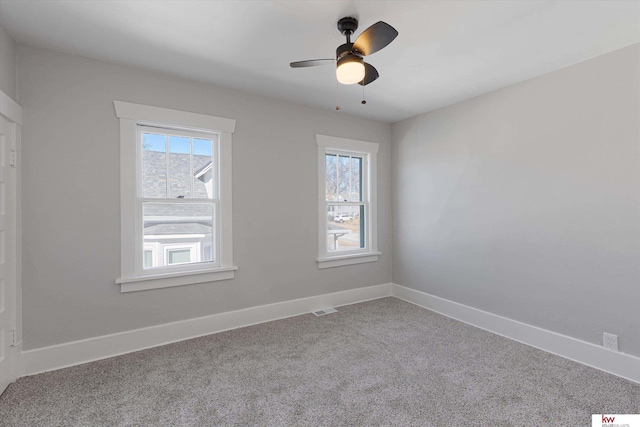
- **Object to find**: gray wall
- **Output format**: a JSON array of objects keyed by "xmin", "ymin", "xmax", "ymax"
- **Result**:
[
  {"xmin": 0, "ymin": 22, "xmax": 16, "ymax": 101},
  {"xmin": 18, "ymin": 45, "xmax": 392, "ymax": 350},
  {"xmin": 392, "ymin": 44, "xmax": 640, "ymax": 357}
]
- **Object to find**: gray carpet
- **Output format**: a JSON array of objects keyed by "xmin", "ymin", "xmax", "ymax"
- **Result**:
[{"xmin": 1, "ymin": 297, "xmax": 638, "ymax": 426}]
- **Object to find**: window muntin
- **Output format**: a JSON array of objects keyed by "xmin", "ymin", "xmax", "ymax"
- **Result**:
[
  {"xmin": 138, "ymin": 126, "xmax": 218, "ymax": 272},
  {"xmin": 325, "ymin": 153, "xmax": 362, "ymax": 202},
  {"xmin": 141, "ymin": 128, "xmax": 215, "ymax": 200}
]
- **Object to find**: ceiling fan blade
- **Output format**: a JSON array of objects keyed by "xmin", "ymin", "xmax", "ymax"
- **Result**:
[
  {"xmin": 290, "ymin": 59, "xmax": 334, "ymax": 68},
  {"xmin": 359, "ymin": 62, "xmax": 379, "ymax": 86},
  {"xmin": 352, "ymin": 21, "xmax": 398, "ymax": 56}
]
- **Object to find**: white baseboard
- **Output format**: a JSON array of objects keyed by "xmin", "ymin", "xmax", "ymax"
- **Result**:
[
  {"xmin": 21, "ymin": 283, "xmax": 393, "ymax": 377},
  {"xmin": 392, "ymin": 284, "xmax": 640, "ymax": 384},
  {"xmin": 21, "ymin": 282, "xmax": 639, "ymax": 384}
]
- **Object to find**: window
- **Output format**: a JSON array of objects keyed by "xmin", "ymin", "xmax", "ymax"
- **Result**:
[
  {"xmin": 143, "ymin": 250, "xmax": 153, "ymax": 269},
  {"xmin": 115, "ymin": 101, "xmax": 237, "ymax": 292},
  {"xmin": 316, "ymin": 135, "xmax": 380, "ymax": 268},
  {"xmin": 167, "ymin": 248, "xmax": 194, "ymax": 265}
]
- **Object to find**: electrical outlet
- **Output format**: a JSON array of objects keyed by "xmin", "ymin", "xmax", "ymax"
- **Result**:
[{"xmin": 603, "ymin": 333, "xmax": 618, "ymax": 352}]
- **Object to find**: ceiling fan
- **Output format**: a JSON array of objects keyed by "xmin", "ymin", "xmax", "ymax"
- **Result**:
[{"xmin": 290, "ymin": 17, "xmax": 398, "ymax": 87}]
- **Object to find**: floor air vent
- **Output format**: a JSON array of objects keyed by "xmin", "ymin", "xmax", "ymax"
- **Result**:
[{"xmin": 312, "ymin": 308, "xmax": 337, "ymax": 316}]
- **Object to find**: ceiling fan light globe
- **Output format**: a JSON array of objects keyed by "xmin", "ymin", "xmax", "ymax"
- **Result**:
[{"xmin": 336, "ymin": 55, "xmax": 365, "ymax": 85}]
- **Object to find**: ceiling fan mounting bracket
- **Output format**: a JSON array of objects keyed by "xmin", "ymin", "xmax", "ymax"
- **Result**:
[{"xmin": 337, "ymin": 17, "xmax": 358, "ymax": 37}]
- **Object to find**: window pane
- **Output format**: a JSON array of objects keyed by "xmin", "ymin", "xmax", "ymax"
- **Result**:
[
  {"xmin": 327, "ymin": 205, "xmax": 364, "ymax": 252},
  {"xmin": 168, "ymin": 135, "xmax": 192, "ymax": 198},
  {"xmin": 140, "ymin": 131, "xmax": 216, "ymax": 201},
  {"xmin": 142, "ymin": 132, "xmax": 167, "ymax": 198},
  {"xmin": 193, "ymin": 138, "xmax": 213, "ymax": 157},
  {"xmin": 337, "ymin": 155, "xmax": 350, "ymax": 201},
  {"xmin": 325, "ymin": 154, "xmax": 337, "ymax": 201},
  {"xmin": 143, "ymin": 203, "xmax": 215, "ymax": 268},
  {"xmin": 350, "ymin": 156, "xmax": 362, "ymax": 202},
  {"xmin": 168, "ymin": 249, "xmax": 191, "ymax": 265},
  {"xmin": 193, "ymin": 138, "xmax": 214, "ymax": 199},
  {"xmin": 326, "ymin": 154, "xmax": 362, "ymax": 202}
]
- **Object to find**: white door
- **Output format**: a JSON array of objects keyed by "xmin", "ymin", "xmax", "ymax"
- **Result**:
[{"xmin": 0, "ymin": 113, "xmax": 18, "ymax": 395}]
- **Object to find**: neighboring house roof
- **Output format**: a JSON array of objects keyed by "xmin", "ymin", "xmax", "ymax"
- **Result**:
[
  {"xmin": 145, "ymin": 222, "xmax": 212, "ymax": 236},
  {"xmin": 194, "ymin": 161, "xmax": 213, "ymax": 179},
  {"xmin": 143, "ymin": 151, "xmax": 211, "ymax": 199},
  {"xmin": 142, "ymin": 151, "xmax": 214, "ymax": 236}
]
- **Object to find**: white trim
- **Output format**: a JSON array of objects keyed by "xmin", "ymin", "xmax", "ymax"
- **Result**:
[
  {"xmin": 114, "ymin": 101, "xmax": 235, "ymax": 134},
  {"xmin": 0, "ymin": 93, "xmax": 21, "ymax": 395},
  {"xmin": 19, "ymin": 284, "xmax": 636, "ymax": 384},
  {"xmin": 0, "ymin": 90, "xmax": 22, "ymax": 125},
  {"xmin": 392, "ymin": 284, "xmax": 640, "ymax": 384},
  {"xmin": 20, "ymin": 283, "xmax": 393, "ymax": 377},
  {"xmin": 317, "ymin": 144, "xmax": 326, "ymax": 259},
  {"xmin": 117, "ymin": 266, "xmax": 238, "ymax": 292},
  {"xmin": 115, "ymin": 101, "xmax": 236, "ymax": 291},
  {"xmin": 120, "ymin": 118, "xmax": 137, "ymax": 279},
  {"xmin": 316, "ymin": 134, "xmax": 379, "ymax": 154},
  {"xmin": 219, "ymin": 131, "xmax": 234, "ymax": 268},
  {"xmin": 317, "ymin": 252, "xmax": 381, "ymax": 269}
]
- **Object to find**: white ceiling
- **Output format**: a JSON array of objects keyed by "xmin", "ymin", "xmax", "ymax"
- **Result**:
[{"xmin": 1, "ymin": 0, "xmax": 639, "ymax": 123}]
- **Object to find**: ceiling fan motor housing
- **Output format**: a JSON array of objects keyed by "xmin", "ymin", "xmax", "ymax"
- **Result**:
[{"xmin": 336, "ymin": 43, "xmax": 360, "ymax": 60}]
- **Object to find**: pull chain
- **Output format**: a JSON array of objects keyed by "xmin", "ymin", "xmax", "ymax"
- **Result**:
[
  {"xmin": 336, "ymin": 79, "xmax": 340, "ymax": 110},
  {"xmin": 361, "ymin": 83, "xmax": 366, "ymax": 105}
]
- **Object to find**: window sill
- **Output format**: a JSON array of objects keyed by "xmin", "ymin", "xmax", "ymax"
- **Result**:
[
  {"xmin": 317, "ymin": 252, "xmax": 381, "ymax": 269},
  {"xmin": 116, "ymin": 266, "xmax": 238, "ymax": 293}
]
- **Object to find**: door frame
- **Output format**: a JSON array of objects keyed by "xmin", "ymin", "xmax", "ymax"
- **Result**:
[{"xmin": 0, "ymin": 88, "xmax": 22, "ymax": 395}]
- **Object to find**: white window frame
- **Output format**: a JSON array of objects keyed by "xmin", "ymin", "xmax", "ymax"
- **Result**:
[
  {"xmin": 316, "ymin": 134, "xmax": 380, "ymax": 269},
  {"xmin": 137, "ymin": 125, "xmax": 218, "ymax": 275},
  {"xmin": 114, "ymin": 101, "xmax": 237, "ymax": 292}
]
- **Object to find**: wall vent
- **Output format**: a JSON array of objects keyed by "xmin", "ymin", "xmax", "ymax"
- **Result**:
[{"xmin": 312, "ymin": 308, "xmax": 337, "ymax": 316}]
